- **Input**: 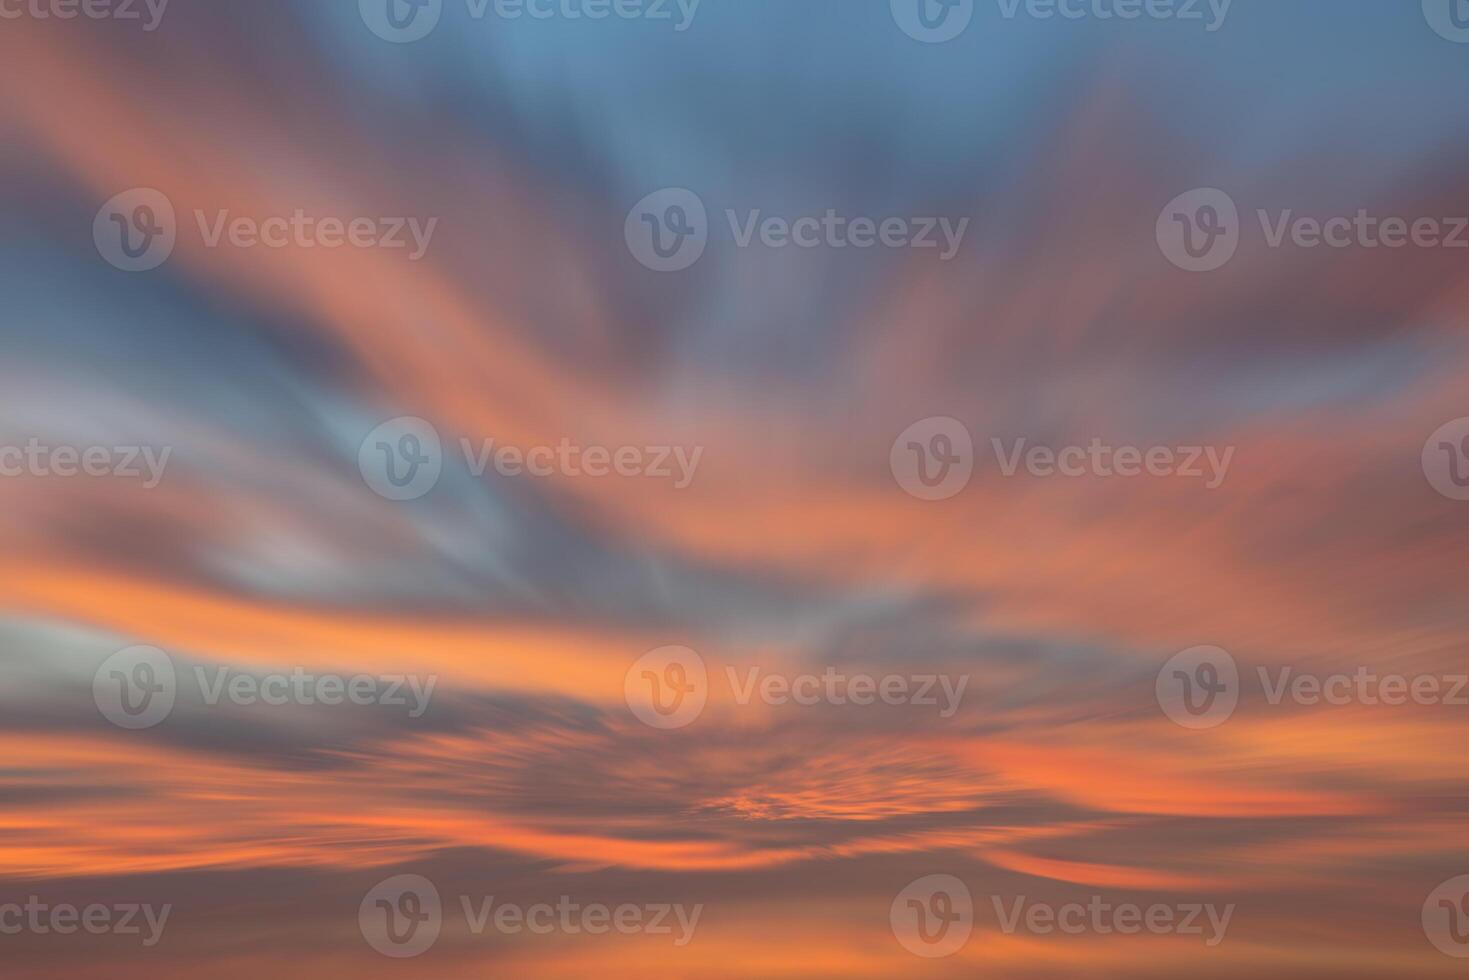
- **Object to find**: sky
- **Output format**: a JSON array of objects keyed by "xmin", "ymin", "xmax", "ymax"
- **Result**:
[{"xmin": 2, "ymin": 0, "xmax": 1469, "ymax": 976}]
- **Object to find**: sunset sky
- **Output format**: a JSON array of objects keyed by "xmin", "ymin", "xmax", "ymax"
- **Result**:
[{"xmin": 2, "ymin": 1, "xmax": 1469, "ymax": 976}]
